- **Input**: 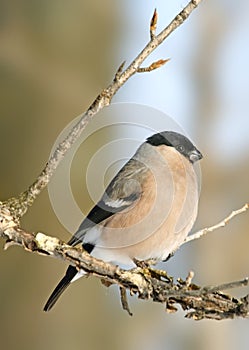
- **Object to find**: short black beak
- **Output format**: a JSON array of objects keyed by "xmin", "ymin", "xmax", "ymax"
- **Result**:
[{"xmin": 189, "ymin": 149, "xmax": 203, "ymax": 163}]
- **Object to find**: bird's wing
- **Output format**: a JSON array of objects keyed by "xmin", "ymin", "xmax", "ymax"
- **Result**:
[
  {"xmin": 44, "ymin": 160, "xmax": 146, "ymax": 312},
  {"xmin": 68, "ymin": 158, "xmax": 145, "ymax": 246}
]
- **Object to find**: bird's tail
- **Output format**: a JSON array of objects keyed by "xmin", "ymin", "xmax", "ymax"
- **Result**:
[{"xmin": 43, "ymin": 265, "xmax": 78, "ymax": 312}]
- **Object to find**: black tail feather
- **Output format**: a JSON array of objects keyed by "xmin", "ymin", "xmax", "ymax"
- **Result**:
[{"xmin": 43, "ymin": 265, "xmax": 78, "ymax": 312}]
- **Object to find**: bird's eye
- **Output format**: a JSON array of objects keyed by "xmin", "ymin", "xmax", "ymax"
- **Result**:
[{"xmin": 177, "ymin": 145, "xmax": 185, "ymax": 153}]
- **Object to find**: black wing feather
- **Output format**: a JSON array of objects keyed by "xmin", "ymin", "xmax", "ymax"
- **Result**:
[
  {"xmin": 68, "ymin": 201, "xmax": 120, "ymax": 246},
  {"xmin": 67, "ymin": 196, "xmax": 137, "ymax": 246},
  {"xmin": 44, "ymin": 158, "xmax": 145, "ymax": 311}
]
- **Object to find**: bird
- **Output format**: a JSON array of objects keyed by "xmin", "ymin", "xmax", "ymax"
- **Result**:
[{"xmin": 43, "ymin": 130, "xmax": 202, "ymax": 311}]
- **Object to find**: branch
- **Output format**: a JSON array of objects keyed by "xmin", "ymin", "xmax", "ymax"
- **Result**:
[
  {"xmin": 1, "ymin": 203, "xmax": 248, "ymax": 320},
  {"xmin": 2, "ymin": 0, "xmax": 248, "ymax": 321},
  {"xmin": 3, "ymin": 0, "xmax": 203, "ymax": 220},
  {"xmin": 184, "ymin": 203, "xmax": 249, "ymax": 244}
]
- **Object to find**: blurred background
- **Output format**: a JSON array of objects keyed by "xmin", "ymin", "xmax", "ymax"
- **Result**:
[{"xmin": 0, "ymin": 0, "xmax": 248, "ymax": 349}]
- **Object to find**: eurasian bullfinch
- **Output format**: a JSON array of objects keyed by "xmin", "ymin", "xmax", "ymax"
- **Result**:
[{"xmin": 44, "ymin": 131, "xmax": 202, "ymax": 311}]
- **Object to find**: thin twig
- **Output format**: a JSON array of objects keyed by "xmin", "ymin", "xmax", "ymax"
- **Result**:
[
  {"xmin": 1, "ymin": 229, "xmax": 249, "ymax": 320},
  {"xmin": 184, "ymin": 203, "xmax": 249, "ymax": 244},
  {"xmin": 114, "ymin": 61, "xmax": 126, "ymax": 81},
  {"xmin": 201, "ymin": 278, "xmax": 249, "ymax": 294},
  {"xmin": 185, "ymin": 270, "xmax": 195, "ymax": 287},
  {"xmin": 3, "ymin": 0, "xmax": 203, "ymax": 219},
  {"xmin": 119, "ymin": 286, "xmax": 133, "ymax": 316}
]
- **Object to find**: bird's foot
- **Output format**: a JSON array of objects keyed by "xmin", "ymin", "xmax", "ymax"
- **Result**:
[
  {"xmin": 133, "ymin": 257, "xmax": 157, "ymax": 268},
  {"xmin": 133, "ymin": 258, "xmax": 173, "ymax": 283}
]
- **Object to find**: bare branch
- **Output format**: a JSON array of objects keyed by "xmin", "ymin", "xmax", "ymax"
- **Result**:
[
  {"xmin": 3, "ymin": 0, "xmax": 203, "ymax": 220},
  {"xmin": 114, "ymin": 61, "xmax": 126, "ymax": 81},
  {"xmin": 184, "ymin": 203, "xmax": 249, "ymax": 245},
  {"xmin": 1, "ymin": 221, "xmax": 249, "ymax": 320},
  {"xmin": 120, "ymin": 286, "xmax": 133, "ymax": 316}
]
